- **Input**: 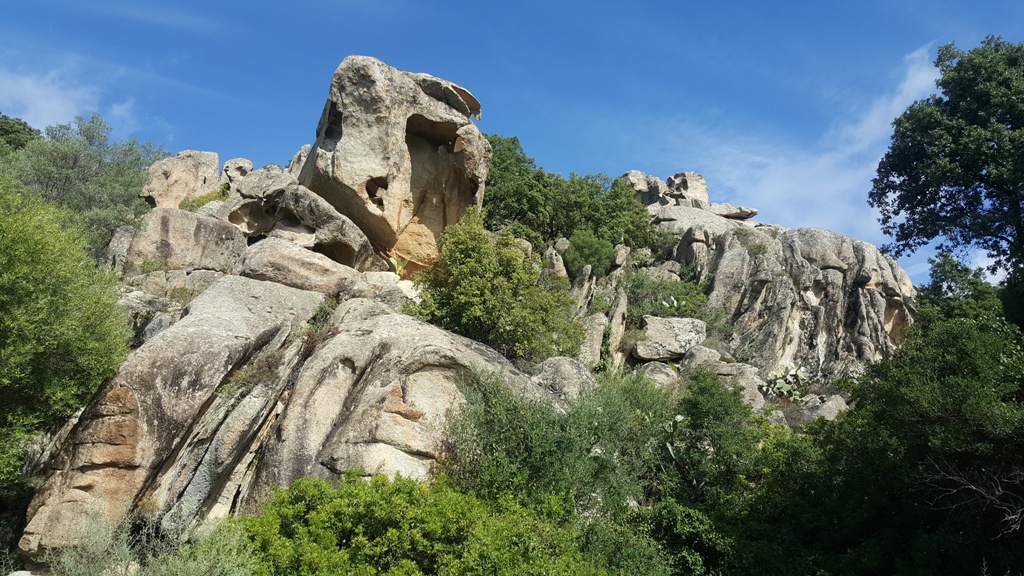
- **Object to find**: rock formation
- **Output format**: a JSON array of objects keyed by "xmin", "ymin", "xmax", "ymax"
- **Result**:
[
  {"xmin": 18, "ymin": 57, "xmax": 920, "ymax": 563},
  {"xmin": 296, "ymin": 56, "xmax": 492, "ymax": 274},
  {"xmin": 622, "ymin": 171, "xmax": 915, "ymax": 379},
  {"xmin": 142, "ymin": 150, "xmax": 221, "ymax": 208},
  {"xmin": 19, "ymin": 282, "xmax": 551, "ymax": 556}
]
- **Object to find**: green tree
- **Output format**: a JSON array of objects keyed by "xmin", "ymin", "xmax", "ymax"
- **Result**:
[
  {"xmin": 408, "ymin": 207, "xmax": 583, "ymax": 361},
  {"xmin": 869, "ymin": 36, "xmax": 1024, "ymax": 279},
  {"xmin": 562, "ymin": 228, "xmax": 616, "ymax": 278},
  {"xmin": 0, "ymin": 174, "xmax": 131, "ymax": 492},
  {"xmin": 482, "ymin": 134, "xmax": 658, "ymax": 252},
  {"xmin": 1, "ymin": 113, "xmax": 165, "ymax": 254},
  {"xmin": 0, "ymin": 114, "xmax": 41, "ymax": 158}
]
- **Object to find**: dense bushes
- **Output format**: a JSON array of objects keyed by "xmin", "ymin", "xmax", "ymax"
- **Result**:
[
  {"xmin": 243, "ymin": 473, "xmax": 610, "ymax": 576},
  {"xmin": 407, "ymin": 207, "xmax": 583, "ymax": 362}
]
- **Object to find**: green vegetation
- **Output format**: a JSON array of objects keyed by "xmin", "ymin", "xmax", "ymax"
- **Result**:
[
  {"xmin": 483, "ymin": 135, "xmax": 658, "ymax": 254},
  {"xmin": 0, "ymin": 113, "xmax": 166, "ymax": 254},
  {"xmin": 243, "ymin": 472, "xmax": 611, "ymax": 576},
  {"xmin": 0, "ymin": 113, "xmax": 41, "ymax": 158},
  {"xmin": 870, "ymin": 36, "xmax": 1024, "ymax": 281},
  {"xmin": 45, "ymin": 517, "xmax": 259, "ymax": 576},
  {"xmin": 179, "ymin": 182, "xmax": 230, "ymax": 211},
  {"xmin": 563, "ymin": 228, "xmax": 616, "ymax": 278},
  {"xmin": 618, "ymin": 266, "xmax": 729, "ymax": 337},
  {"xmin": 0, "ymin": 174, "xmax": 131, "ymax": 491},
  {"xmin": 407, "ymin": 207, "xmax": 583, "ymax": 362}
]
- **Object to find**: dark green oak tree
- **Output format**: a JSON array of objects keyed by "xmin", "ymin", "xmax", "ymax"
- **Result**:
[{"xmin": 870, "ymin": 36, "xmax": 1024, "ymax": 279}]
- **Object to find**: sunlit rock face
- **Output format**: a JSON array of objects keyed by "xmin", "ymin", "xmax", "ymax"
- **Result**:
[
  {"xmin": 625, "ymin": 170, "xmax": 915, "ymax": 380},
  {"xmin": 297, "ymin": 55, "xmax": 491, "ymax": 275}
]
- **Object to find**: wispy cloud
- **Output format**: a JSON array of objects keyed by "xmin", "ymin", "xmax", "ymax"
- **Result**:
[
  {"xmin": 0, "ymin": 69, "xmax": 99, "ymax": 129},
  {"xmin": 640, "ymin": 46, "xmax": 942, "ymax": 281},
  {"xmin": 694, "ymin": 47, "xmax": 937, "ymax": 242},
  {"xmin": 85, "ymin": 3, "xmax": 225, "ymax": 35}
]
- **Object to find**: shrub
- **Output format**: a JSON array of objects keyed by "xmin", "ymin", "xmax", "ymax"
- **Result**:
[
  {"xmin": 44, "ymin": 516, "xmax": 259, "ymax": 576},
  {"xmin": 443, "ymin": 370, "xmax": 675, "ymax": 518},
  {"xmin": 242, "ymin": 472, "xmax": 610, "ymax": 575},
  {"xmin": 563, "ymin": 228, "xmax": 616, "ymax": 278},
  {"xmin": 619, "ymin": 269, "xmax": 709, "ymax": 327},
  {"xmin": 178, "ymin": 182, "xmax": 230, "ymax": 212},
  {"xmin": 407, "ymin": 207, "xmax": 583, "ymax": 362},
  {"xmin": 0, "ymin": 174, "xmax": 131, "ymax": 493}
]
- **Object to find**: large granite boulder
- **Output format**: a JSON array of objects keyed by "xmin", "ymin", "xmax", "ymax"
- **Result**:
[
  {"xmin": 124, "ymin": 208, "xmax": 247, "ymax": 274},
  {"xmin": 297, "ymin": 56, "xmax": 491, "ymax": 274},
  {"xmin": 19, "ymin": 285, "xmax": 546, "ymax": 557},
  {"xmin": 141, "ymin": 150, "xmax": 221, "ymax": 208},
  {"xmin": 19, "ymin": 276, "xmax": 324, "ymax": 557},
  {"xmin": 216, "ymin": 167, "xmax": 385, "ymax": 271}
]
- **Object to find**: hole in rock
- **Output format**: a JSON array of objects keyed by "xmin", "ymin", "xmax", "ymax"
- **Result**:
[
  {"xmin": 313, "ymin": 241, "xmax": 356, "ymax": 268},
  {"xmin": 366, "ymin": 177, "xmax": 388, "ymax": 207}
]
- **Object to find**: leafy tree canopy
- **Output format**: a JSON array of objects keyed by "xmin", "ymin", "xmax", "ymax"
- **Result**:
[
  {"xmin": 0, "ymin": 174, "xmax": 131, "ymax": 492},
  {"xmin": 0, "ymin": 113, "xmax": 166, "ymax": 254},
  {"xmin": 483, "ymin": 134, "xmax": 659, "ymax": 257},
  {"xmin": 0, "ymin": 114, "xmax": 41, "ymax": 156},
  {"xmin": 870, "ymin": 36, "xmax": 1024, "ymax": 279}
]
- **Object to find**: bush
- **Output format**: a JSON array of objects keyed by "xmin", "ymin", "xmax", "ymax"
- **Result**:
[
  {"xmin": 619, "ymin": 268, "xmax": 719, "ymax": 329},
  {"xmin": 563, "ymin": 228, "xmax": 616, "ymax": 278},
  {"xmin": 242, "ymin": 473, "xmax": 610, "ymax": 575},
  {"xmin": 44, "ymin": 516, "xmax": 259, "ymax": 576},
  {"xmin": 407, "ymin": 207, "xmax": 583, "ymax": 362},
  {"xmin": 0, "ymin": 174, "xmax": 131, "ymax": 493}
]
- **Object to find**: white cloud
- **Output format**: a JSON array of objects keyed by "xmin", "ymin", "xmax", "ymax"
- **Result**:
[
  {"xmin": 645, "ymin": 46, "xmax": 941, "ymax": 282},
  {"xmin": 85, "ymin": 3, "xmax": 224, "ymax": 35},
  {"xmin": 0, "ymin": 69, "xmax": 99, "ymax": 129},
  {"xmin": 107, "ymin": 97, "xmax": 140, "ymax": 136}
]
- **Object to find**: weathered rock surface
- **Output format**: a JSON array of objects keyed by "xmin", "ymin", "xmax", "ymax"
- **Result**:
[
  {"xmin": 234, "ymin": 237, "xmax": 372, "ymax": 299},
  {"xmin": 530, "ymin": 357, "xmax": 596, "ymax": 402},
  {"xmin": 218, "ymin": 167, "xmax": 386, "ymax": 272},
  {"xmin": 632, "ymin": 316, "xmax": 707, "ymax": 362},
  {"xmin": 124, "ymin": 208, "xmax": 247, "ymax": 274},
  {"xmin": 656, "ymin": 207, "xmax": 914, "ymax": 378},
  {"xmin": 19, "ymin": 287, "xmax": 547, "ymax": 557},
  {"xmin": 239, "ymin": 299, "xmax": 543, "ymax": 511},
  {"xmin": 219, "ymin": 158, "xmax": 253, "ymax": 192},
  {"xmin": 20, "ymin": 276, "xmax": 324, "ymax": 557},
  {"xmin": 297, "ymin": 56, "xmax": 491, "ymax": 273},
  {"xmin": 142, "ymin": 150, "xmax": 221, "ymax": 208},
  {"xmin": 666, "ymin": 172, "xmax": 710, "ymax": 204}
]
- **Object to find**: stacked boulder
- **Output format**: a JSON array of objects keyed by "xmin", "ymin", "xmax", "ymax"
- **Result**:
[
  {"xmin": 18, "ymin": 57, "xmax": 507, "ymax": 559},
  {"xmin": 619, "ymin": 170, "xmax": 915, "ymax": 380}
]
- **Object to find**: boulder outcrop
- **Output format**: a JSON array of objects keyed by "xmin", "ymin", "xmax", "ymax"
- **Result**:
[
  {"xmin": 297, "ymin": 56, "xmax": 491, "ymax": 273},
  {"xmin": 19, "ymin": 286, "xmax": 546, "ymax": 557},
  {"xmin": 217, "ymin": 167, "xmax": 385, "ymax": 271},
  {"xmin": 625, "ymin": 172, "xmax": 915, "ymax": 379},
  {"xmin": 142, "ymin": 150, "xmax": 221, "ymax": 208}
]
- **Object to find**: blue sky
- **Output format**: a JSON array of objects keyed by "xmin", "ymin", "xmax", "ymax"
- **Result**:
[{"xmin": 2, "ymin": 0, "xmax": 1023, "ymax": 283}]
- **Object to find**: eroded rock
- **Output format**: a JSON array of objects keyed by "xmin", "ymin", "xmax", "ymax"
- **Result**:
[
  {"xmin": 124, "ymin": 208, "xmax": 247, "ymax": 274},
  {"xmin": 142, "ymin": 150, "xmax": 220, "ymax": 208},
  {"xmin": 297, "ymin": 56, "xmax": 491, "ymax": 273},
  {"xmin": 20, "ymin": 276, "xmax": 325, "ymax": 557}
]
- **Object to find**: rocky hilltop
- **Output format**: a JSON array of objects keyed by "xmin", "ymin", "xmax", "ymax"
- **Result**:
[{"xmin": 18, "ymin": 56, "xmax": 915, "ymax": 558}]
